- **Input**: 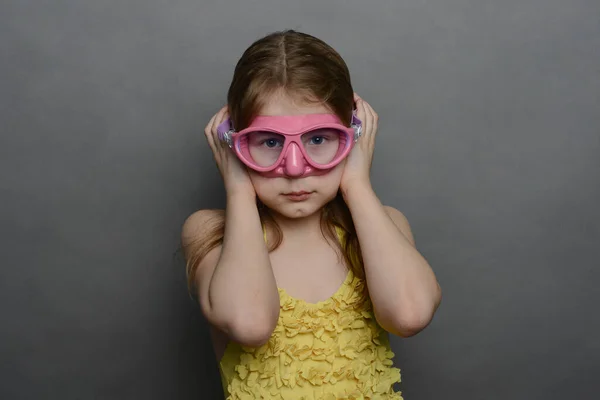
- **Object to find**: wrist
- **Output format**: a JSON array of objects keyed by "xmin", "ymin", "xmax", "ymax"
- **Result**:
[
  {"xmin": 226, "ymin": 185, "xmax": 256, "ymax": 204},
  {"xmin": 341, "ymin": 178, "xmax": 373, "ymax": 201}
]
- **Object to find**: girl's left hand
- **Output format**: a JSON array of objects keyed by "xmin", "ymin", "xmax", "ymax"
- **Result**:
[{"xmin": 340, "ymin": 93, "xmax": 378, "ymax": 193}]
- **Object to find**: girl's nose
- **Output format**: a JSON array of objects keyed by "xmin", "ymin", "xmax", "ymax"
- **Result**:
[{"xmin": 283, "ymin": 143, "xmax": 306, "ymax": 177}]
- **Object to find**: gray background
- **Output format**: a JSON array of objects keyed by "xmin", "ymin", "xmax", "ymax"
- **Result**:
[{"xmin": 1, "ymin": 0, "xmax": 599, "ymax": 399}]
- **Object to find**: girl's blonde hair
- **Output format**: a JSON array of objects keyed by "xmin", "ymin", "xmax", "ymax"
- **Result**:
[{"xmin": 184, "ymin": 30, "xmax": 364, "ymax": 292}]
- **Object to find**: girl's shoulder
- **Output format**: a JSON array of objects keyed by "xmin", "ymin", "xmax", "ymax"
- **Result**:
[
  {"xmin": 181, "ymin": 208, "xmax": 225, "ymax": 245},
  {"xmin": 382, "ymin": 206, "xmax": 415, "ymax": 246}
]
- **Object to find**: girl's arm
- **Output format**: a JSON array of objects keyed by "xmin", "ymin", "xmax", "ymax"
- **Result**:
[
  {"xmin": 341, "ymin": 94, "xmax": 441, "ymax": 337},
  {"xmin": 342, "ymin": 183, "xmax": 442, "ymax": 337},
  {"xmin": 182, "ymin": 193, "xmax": 280, "ymax": 347},
  {"xmin": 184, "ymin": 105, "xmax": 280, "ymax": 346}
]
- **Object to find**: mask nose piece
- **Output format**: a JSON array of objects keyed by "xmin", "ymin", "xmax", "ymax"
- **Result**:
[{"xmin": 283, "ymin": 143, "xmax": 307, "ymax": 177}]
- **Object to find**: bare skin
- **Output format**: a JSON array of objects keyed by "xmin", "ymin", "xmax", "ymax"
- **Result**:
[
  {"xmin": 204, "ymin": 205, "xmax": 349, "ymax": 361},
  {"xmin": 182, "ymin": 90, "xmax": 442, "ymax": 360}
]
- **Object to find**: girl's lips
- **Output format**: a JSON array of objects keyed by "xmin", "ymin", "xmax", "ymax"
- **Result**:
[{"xmin": 283, "ymin": 191, "xmax": 312, "ymax": 201}]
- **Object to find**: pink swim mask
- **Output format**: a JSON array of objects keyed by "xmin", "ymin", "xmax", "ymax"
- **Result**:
[{"xmin": 217, "ymin": 113, "xmax": 362, "ymax": 178}]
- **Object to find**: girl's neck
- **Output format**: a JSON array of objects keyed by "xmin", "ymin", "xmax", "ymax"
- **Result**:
[{"xmin": 270, "ymin": 209, "xmax": 324, "ymax": 241}]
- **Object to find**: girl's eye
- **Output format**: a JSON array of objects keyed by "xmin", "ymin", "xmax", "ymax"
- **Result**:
[
  {"xmin": 264, "ymin": 138, "xmax": 282, "ymax": 148},
  {"xmin": 310, "ymin": 136, "xmax": 326, "ymax": 145}
]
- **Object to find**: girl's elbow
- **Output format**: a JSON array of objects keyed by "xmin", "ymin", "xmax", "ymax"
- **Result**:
[
  {"xmin": 393, "ymin": 313, "xmax": 433, "ymax": 337},
  {"xmin": 381, "ymin": 318, "xmax": 430, "ymax": 338},
  {"xmin": 377, "ymin": 303, "xmax": 438, "ymax": 338},
  {"xmin": 384, "ymin": 281, "xmax": 442, "ymax": 337},
  {"xmin": 228, "ymin": 310, "xmax": 279, "ymax": 347}
]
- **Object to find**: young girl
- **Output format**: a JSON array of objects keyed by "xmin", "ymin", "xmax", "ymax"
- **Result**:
[{"xmin": 182, "ymin": 30, "xmax": 441, "ymax": 400}]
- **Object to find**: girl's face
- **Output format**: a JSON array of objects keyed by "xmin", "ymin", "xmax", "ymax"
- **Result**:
[{"xmin": 247, "ymin": 91, "xmax": 345, "ymax": 219}]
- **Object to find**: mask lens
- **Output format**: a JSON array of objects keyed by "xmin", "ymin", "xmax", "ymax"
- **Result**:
[
  {"xmin": 301, "ymin": 129, "xmax": 345, "ymax": 165},
  {"xmin": 246, "ymin": 131, "xmax": 286, "ymax": 167}
]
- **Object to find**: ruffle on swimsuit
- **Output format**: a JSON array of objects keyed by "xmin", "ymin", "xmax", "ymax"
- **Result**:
[{"xmin": 219, "ymin": 269, "xmax": 403, "ymax": 399}]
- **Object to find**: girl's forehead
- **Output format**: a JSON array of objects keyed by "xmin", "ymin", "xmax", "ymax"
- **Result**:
[
  {"xmin": 248, "ymin": 113, "xmax": 343, "ymax": 130},
  {"xmin": 258, "ymin": 92, "xmax": 331, "ymax": 116}
]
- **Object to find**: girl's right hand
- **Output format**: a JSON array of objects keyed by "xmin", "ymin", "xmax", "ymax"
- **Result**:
[{"xmin": 204, "ymin": 106, "xmax": 256, "ymax": 198}]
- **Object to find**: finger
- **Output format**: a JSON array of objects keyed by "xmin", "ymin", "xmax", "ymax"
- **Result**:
[
  {"xmin": 353, "ymin": 92, "xmax": 361, "ymax": 117},
  {"xmin": 207, "ymin": 106, "xmax": 229, "ymax": 156},
  {"xmin": 363, "ymin": 101, "xmax": 378, "ymax": 126},
  {"xmin": 360, "ymin": 100, "xmax": 377, "ymax": 141},
  {"xmin": 205, "ymin": 111, "xmax": 218, "ymax": 137},
  {"xmin": 355, "ymin": 97, "xmax": 367, "ymax": 133},
  {"xmin": 215, "ymin": 105, "xmax": 229, "ymax": 126},
  {"xmin": 205, "ymin": 106, "xmax": 227, "ymax": 157},
  {"xmin": 204, "ymin": 112, "xmax": 219, "ymax": 152},
  {"xmin": 359, "ymin": 98, "xmax": 373, "ymax": 140},
  {"xmin": 363, "ymin": 101, "xmax": 378, "ymax": 142}
]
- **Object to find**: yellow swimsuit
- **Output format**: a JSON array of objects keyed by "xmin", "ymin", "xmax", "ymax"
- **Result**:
[{"xmin": 219, "ymin": 228, "xmax": 403, "ymax": 399}]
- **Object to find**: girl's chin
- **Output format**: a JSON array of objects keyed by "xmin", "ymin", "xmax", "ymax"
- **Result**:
[{"xmin": 264, "ymin": 201, "xmax": 324, "ymax": 219}]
